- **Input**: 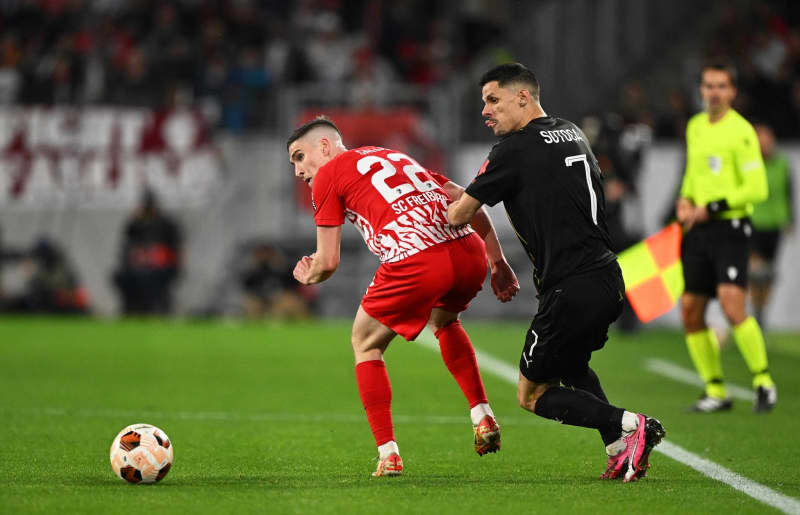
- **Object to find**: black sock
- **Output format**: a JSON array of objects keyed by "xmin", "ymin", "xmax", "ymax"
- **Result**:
[
  {"xmin": 562, "ymin": 368, "xmax": 621, "ymax": 445},
  {"xmin": 563, "ymin": 367, "xmax": 609, "ymax": 403},
  {"xmin": 533, "ymin": 386, "xmax": 625, "ymax": 442}
]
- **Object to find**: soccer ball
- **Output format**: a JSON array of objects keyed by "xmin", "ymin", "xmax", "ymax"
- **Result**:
[{"xmin": 109, "ymin": 423, "xmax": 173, "ymax": 484}]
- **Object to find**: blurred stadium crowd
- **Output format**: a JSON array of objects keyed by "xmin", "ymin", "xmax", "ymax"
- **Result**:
[
  {"xmin": 585, "ymin": 2, "xmax": 800, "ymax": 142},
  {"xmin": 0, "ymin": 0, "xmax": 510, "ymax": 131},
  {"xmin": 1, "ymin": 1, "xmax": 800, "ymax": 136},
  {"xmin": 0, "ymin": 0, "xmax": 798, "ymax": 323}
]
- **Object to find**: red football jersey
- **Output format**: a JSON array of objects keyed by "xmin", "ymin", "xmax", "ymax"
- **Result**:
[{"xmin": 312, "ymin": 147, "xmax": 474, "ymax": 263}]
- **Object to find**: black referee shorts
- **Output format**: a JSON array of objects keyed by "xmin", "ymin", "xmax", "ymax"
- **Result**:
[
  {"xmin": 750, "ymin": 228, "xmax": 782, "ymax": 262},
  {"xmin": 519, "ymin": 262, "xmax": 625, "ymax": 384},
  {"xmin": 681, "ymin": 218, "xmax": 751, "ymax": 297}
]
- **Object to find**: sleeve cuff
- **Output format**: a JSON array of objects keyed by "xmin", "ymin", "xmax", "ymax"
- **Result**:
[
  {"xmin": 314, "ymin": 219, "xmax": 344, "ymax": 226},
  {"xmin": 706, "ymin": 199, "xmax": 729, "ymax": 214}
]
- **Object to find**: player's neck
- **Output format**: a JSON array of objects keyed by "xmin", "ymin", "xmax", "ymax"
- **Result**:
[
  {"xmin": 518, "ymin": 106, "xmax": 548, "ymax": 130},
  {"xmin": 707, "ymin": 106, "xmax": 730, "ymax": 124},
  {"xmin": 329, "ymin": 146, "xmax": 347, "ymax": 159}
]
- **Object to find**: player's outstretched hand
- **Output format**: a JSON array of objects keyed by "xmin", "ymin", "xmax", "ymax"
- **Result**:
[
  {"xmin": 490, "ymin": 259, "xmax": 520, "ymax": 302},
  {"xmin": 293, "ymin": 255, "xmax": 314, "ymax": 284},
  {"xmin": 676, "ymin": 198, "xmax": 695, "ymax": 230}
]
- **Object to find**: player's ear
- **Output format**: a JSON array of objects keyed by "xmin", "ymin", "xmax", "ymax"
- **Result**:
[
  {"xmin": 320, "ymin": 137, "xmax": 330, "ymax": 156},
  {"xmin": 518, "ymin": 89, "xmax": 529, "ymax": 108}
]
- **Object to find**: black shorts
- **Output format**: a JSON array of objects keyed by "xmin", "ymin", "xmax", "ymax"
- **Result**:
[
  {"xmin": 681, "ymin": 218, "xmax": 751, "ymax": 297},
  {"xmin": 519, "ymin": 262, "xmax": 625, "ymax": 384},
  {"xmin": 750, "ymin": 228, "xmax": 781, "ymax": 262}
]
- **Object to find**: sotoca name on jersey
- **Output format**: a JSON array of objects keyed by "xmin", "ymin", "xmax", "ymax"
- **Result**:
[{"xmin": 539, "ymin": 128, "xmax": 584, "ymax": 144}]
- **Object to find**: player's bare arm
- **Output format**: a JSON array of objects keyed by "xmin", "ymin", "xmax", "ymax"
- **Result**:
[
  {"xmin": 467, "ymin": 208, "xmax": 520, "ymax": 303},
  {"xmin": 442, "ymin": 183, "xmax": 519, "ymax": 302},
  {"xmin": 447, "ymin": 191, "xmax": 483, "ymax": 227},
  {"xmin": 677, "ymin": 197, "xmax": 709, "ymax": 231},
  {"xmin": 293, "ymin": 225, "xmax": 341, "ymax": 284},
  {"xmin": 676, "ymin": 197, "xmax": 697, "ymax": 228},
  {"xmin": 693, "ymin": 204, "xmax": 709, "ymax": 224},
  {"xmin": 442, "ymin": 181, "xmax": 497, "ymax": 243}
]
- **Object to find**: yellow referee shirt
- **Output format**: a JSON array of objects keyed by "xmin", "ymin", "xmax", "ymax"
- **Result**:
[{"xmin": 680, "ymin": 108, "xmax": 768, "ymax": 219}]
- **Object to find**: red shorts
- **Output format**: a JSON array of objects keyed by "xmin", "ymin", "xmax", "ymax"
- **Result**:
[{"xmin": 361, "ymin": 233, "xmax": 487, "ymax": 341}]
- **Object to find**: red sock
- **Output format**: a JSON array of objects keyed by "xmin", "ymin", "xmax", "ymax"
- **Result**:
[
  {"xmin": 355, "ymin": 360, "xmax": 394, "ymax": 446},
  {"xmin": 435, "ymin": 321, "xmax": 489, "ymax": 408}
]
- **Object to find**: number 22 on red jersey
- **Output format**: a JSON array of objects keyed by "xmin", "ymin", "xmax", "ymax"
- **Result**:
[{"xmin": 312, "ymin": 147, "xmax": 473, "ymax": 263}]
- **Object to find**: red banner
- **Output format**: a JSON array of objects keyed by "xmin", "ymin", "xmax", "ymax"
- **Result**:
[{"xmin": 0, "ymin": 107, "xmax": 223, "ymax": 209}]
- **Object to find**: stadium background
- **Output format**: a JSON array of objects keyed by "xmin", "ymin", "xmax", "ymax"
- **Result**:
[{"xmin": 1, "ymin": 0, "xmax": 799, "ymax": 328}]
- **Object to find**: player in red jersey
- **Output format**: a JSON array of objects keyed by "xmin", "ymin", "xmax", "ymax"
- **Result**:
[{"xmin": 288, "ymin": 116, "xmax": 520, "ymax": 477}]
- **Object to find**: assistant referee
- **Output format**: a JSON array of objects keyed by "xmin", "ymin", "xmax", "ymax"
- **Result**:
[{"xmin": 676, "ymin": 63, "xmax": 777, "ymax": 413}]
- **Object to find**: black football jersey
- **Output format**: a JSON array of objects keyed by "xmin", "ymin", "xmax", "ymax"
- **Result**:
[{"xmin": 465, "ymin": 116, "xmax": 616, "ymax": 294}]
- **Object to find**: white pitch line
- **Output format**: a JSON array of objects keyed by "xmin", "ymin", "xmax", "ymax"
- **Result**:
[
  {"xmin": 657, "ymin": 441, "xmax": 800, "ymax": 515},
  {"xmin": 415, "ymin": 330, "xmax": 800, "ymax": 515},
  {"xmin": 415, "ymin": 329, "xmax": 518, "ymax": 383},
  {"xmin": 644, "ymin": 358, "xmax": 755, "ymax": 401}
]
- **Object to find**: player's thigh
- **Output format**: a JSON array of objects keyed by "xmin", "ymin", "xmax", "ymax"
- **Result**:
[
  {"xmin": 434, "ymin": 234, "xmax": 488, "ymax": 314},
  {"xmin": 681, "ymin": 225, "xmax": 716, "ymax": 297},
  {"xmin": 557, "ymin": 265, "xmax": 625, "ymax": 375},
  {"xmin": 680, "ymin": 291, "xmax": 709, "ymax": 331},
  {"xmin": 519, "ymin": 287, "xmax": 565, "ymax": 383},
  {"xmin": 517, "ymin": 373, "xmax": 557, "ymax": 412},
  {"xmin": 717, "ymin": 283, "xmax": 748, "ymax": 325},
  {"xmin": 519, "ymin": 265, "xmax": 622, "ymax": 383},
  {"xmin": 352, "ymin": 305, "xmax": 396, "ymax": 362},
  {"xmin": 361, "ymin": 252, "xmax": 452, "ymax": 342},
  {"xmin": 710, "ymin": 219, "xmax": 750, "ymax": 289},
  {"xmin": 427, "ymin": 308, "xmax": 459, "ymax": 332}
]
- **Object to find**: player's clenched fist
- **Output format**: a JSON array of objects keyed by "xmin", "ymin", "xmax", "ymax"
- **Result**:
[
  {"xmin": 490, "ymin": 260, "xmax": 520, "ymax": 303},
  {"xmin": 293, "ymin": 255, "xmax": 314, "ymax": 284},
  {"xmin": 676, "ymin": 198, "xmax": 694, "ymax": 225}
]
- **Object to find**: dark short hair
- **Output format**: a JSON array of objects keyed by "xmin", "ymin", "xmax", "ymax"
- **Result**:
[
  {"xmin": 286, "ymin": 115, "xmax": 341, "ymax": 151},
  {"xmin": 479, "ymin": 62, "xmax": 540, "ymax": 100},
  {"xmin": 700, "ymin": 63, "xmax": 738, "ymax": 87}
]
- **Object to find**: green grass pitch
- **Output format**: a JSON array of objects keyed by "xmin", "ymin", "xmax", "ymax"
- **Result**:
[{"xmin": 1, "ymin": 316, "xmax": 799, "ymax": 514}]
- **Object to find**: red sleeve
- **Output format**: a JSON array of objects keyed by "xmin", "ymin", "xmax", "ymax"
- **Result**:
[
  {"xmin": 427, "ymin": 170, "xmax": 451, "ymax": 187},
  {"xmin": 312, "ymin": 161, "xmax": 345, "ymax": 226}
]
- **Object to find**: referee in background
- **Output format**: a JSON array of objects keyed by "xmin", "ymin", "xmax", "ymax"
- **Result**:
[{"xmin": 676, "ymin": 63, "xmax": 777, "ymax": 413}]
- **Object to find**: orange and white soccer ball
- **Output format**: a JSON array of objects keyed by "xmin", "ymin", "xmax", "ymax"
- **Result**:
[{"xmin": 109, "ymin": 423, "xmax": 173, "ymax": 484}]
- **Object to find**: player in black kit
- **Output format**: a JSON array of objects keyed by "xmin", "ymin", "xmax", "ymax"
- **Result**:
[{"xmin": 446, "ymin": 63, "xmax": 665, "ymax": 482}]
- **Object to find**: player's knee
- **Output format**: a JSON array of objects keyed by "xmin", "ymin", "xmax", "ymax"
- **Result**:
[
  {"xmin": 721, "ymin": 304, "xmax": 747, "ymax": 326},
  {"xmin": 431, "ymin": 318, "xmax": 459, "ymax": 338},
  {"xmin": 718, "ymin": 287, "xmax": 747, "ymax": 325},
  {"xmin": 351, "ymin": 336, "xmax": 374, "ymax": 359},
  {"xmin": 351, "ymin": 329, "xmax": 393, "ymax": 364},
  {"xmin": 517, "ymin": 390, "xmax": 537, "ymax": 413},
  {"xmin": 679, "ymin": 306, "xmax": 694, "ymax": 329},
  {"xmin": 749, "ymin": 259, "xmax": 773, "ymax": 286},
  {"xmin": 352, "ymin": 345, "xmax": 384, "ymax": 364},
  {"xmin": 681, "ymin": 301, "xmax": 704, "ymax": 331},
  {"xmin": 350, "ymin": 333, "xmax": 363, "ymax": 352},
  {"xmin": 517, "ymin": 385, "xmax": 548, "ymax": 413},
  {"xmin": 428, "ymin": 309, "xmax": 460, "ymax": 335}
]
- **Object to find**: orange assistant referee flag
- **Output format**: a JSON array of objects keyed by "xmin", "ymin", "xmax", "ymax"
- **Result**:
[{"xmin": 617, "ymin": 223, "xmax": 684, "ymax": 323}]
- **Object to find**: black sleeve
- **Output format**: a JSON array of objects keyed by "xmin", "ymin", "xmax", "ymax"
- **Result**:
[{"xmin": 465, "ymin": 143, "xmax": 517, "ymax": 207}]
